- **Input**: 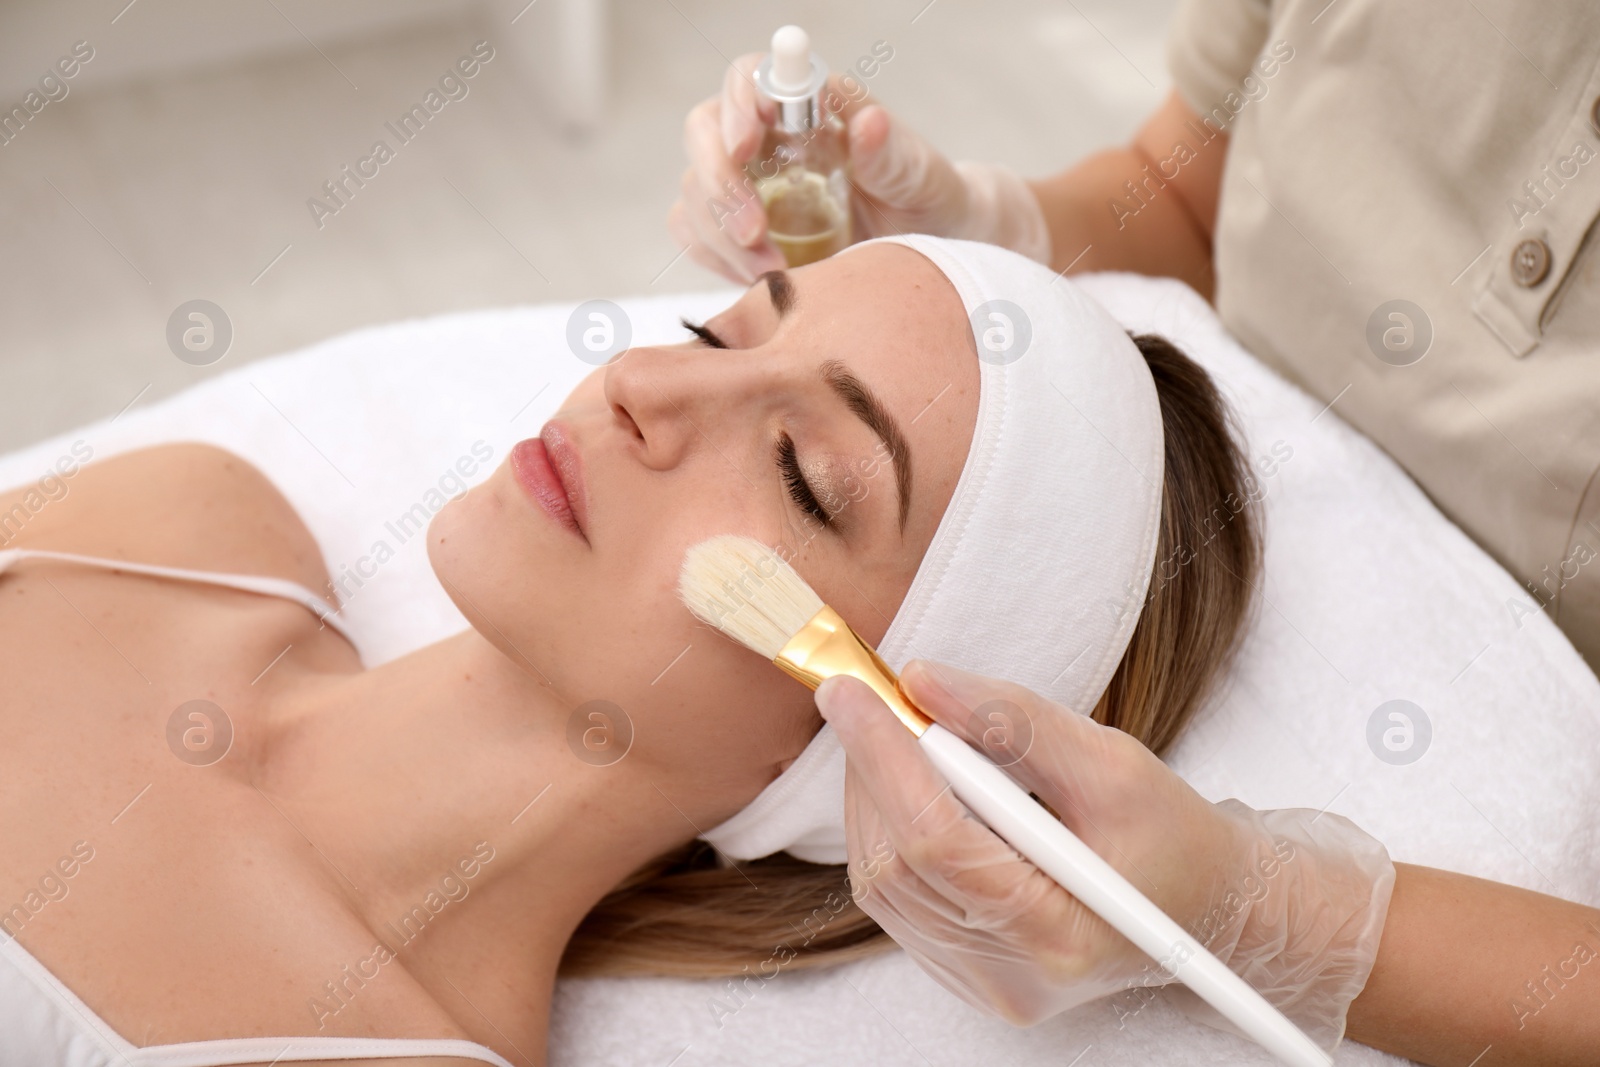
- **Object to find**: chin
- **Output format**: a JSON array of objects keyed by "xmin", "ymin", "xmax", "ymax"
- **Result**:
[
  {"xmin": 428, "ymin": 463, "xmax": 523, "ymax": 610},
  {"xmin": 427, "ymin": 460, "xmax": 587, "ymax": 650}
]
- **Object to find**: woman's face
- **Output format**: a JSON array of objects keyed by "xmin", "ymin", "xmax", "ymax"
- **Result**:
[{"xmin": 429, "ymin": 243, "xmax": 979, "ymax": 818}]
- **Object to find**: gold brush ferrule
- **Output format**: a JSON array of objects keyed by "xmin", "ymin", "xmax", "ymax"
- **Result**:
[{"xmin": 774, "ymin": 605, "xmax": 933, "ymax": 737}]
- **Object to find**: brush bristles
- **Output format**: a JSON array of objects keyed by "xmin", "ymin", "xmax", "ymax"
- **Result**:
[{"xmin": 678, "ymin": 535, "xmax": 825, "ymax": 660}]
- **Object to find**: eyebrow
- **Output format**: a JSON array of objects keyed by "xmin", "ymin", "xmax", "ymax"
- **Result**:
[
  {"xmin": 759, "ymin": 269, "xmax": 795, "ymax": 318},
  {"xmin": 820, "ymin": 360, "xmax": 912, "ymax": 530},
  {"xmin": 755, "ymin": 269, "xmax": 913, "ymax": 530}
]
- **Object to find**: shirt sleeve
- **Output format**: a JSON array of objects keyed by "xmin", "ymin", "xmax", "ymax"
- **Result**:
[{"xmin": 1165, "ymin": 0, "xmax": 1273, "ymax": 116}]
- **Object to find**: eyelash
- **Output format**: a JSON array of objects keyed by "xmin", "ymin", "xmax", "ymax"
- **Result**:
[
  {"xmin": 682, "ymin": 318, "xmax": 832, "ymax": 528},
  {"xmin": 680, "ymin": 317, "xmax": 727, "ymax": 349},
  {"xmin": 776, "ymin": 432, "xmax": 831, "ymax": 528}
]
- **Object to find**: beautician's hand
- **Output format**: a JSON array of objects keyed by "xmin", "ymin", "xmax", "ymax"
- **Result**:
[
  {"xmin": 815, "ymin": 662, "xmax": 1395, "ymax": 1050},
  {"xmin": 669, "ymin": 54, "xmax": 1053, "ymax": 282}
]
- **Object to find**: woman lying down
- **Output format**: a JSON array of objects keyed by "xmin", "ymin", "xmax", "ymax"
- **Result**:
[{"xmin": 0, "ymin": 235, "xmax": 1580, "ymax": 1067}]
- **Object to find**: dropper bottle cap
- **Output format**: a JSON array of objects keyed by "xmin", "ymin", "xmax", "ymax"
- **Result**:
[
  {"xmin": 769, "ymin": 26, "xmax": 812, "ymax": 93},
  {"xmin": 754, "ymin": 23, "xmax": 827, "ymax": 130}
]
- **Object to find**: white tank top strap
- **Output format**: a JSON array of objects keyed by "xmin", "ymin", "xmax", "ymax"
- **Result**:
[
  {"xmin": 126, "ymin": 1037, "xmax": 520, "ymax": 1067},
  {"xmin": 1, "ymin": 935, "xmax": 517, "ymax": 1067},
  {"xmin": 0, "ymin": 547, "xmax": 355, "ymax": 646}
]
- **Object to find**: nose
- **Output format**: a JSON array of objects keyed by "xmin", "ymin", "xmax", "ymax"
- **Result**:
[{"xmin": 603, "ymin": 343, "xmax": 771, "ymax": 471}]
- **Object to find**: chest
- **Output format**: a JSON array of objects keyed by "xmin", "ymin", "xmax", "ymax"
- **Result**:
[
  {"xmin": 0, "ymin": 564, "xmax": 324, "ymax": 816},
  {"xmin": 0, "ymin": 567, "xmax": 426, "ymax": 1045}
]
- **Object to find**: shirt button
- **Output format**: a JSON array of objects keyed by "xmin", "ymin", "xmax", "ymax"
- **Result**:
[{"xmin": 1511, "ymin": 238, "xmax": 1552, "ymax": 287}]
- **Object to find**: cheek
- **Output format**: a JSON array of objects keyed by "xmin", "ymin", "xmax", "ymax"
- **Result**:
[
  {"xmin": 816, "ymin": 554, "xmax": 914, "ymax": 650},
  {"xmin": 426, "ymin": 440, "xmax": 827, "ymax": 783},
  {"xmin": 587, "ymin": 507, "xmax": 827, "ymax": 781},
  {"xmin": 642, "ymin": 624, "xmax": 824, "ymax": 798}
]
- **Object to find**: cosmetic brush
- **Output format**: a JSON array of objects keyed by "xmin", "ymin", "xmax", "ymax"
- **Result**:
[{"xmin": 678, "ymin": 535, "xmax": 1331, "ymax": 1067}]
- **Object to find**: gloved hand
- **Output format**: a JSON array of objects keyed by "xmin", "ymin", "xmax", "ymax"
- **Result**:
[
  {"xmin": 815, "ymin": 661, "xmax": 1395, "ymax": 1051},
  {"xmin": 668, "ymin": 53, "xmax": 1053, "ymax": 283}
]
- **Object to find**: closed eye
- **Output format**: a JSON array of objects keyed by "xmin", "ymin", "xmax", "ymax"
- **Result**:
[
  {"xmin": 776, "ymin": 432, "xmax": 831, "ymax": 528},
  {"xmin": 680, "ymin": 317, "xmax": 728, "ymax": 349}
]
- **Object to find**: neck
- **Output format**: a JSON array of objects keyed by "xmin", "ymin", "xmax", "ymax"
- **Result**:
[{"xmin": 254, "ymin": 629, "xmax": 702, "ymax": 1059}]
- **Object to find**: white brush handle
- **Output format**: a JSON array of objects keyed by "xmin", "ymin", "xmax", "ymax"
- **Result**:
[{"xmin": 918, "ymin": 723, "xmax": 1332, "ymax": 1067}]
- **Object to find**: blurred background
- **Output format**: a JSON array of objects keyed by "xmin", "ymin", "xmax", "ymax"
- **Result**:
[{"xmin": 0, "ymin": 0, "xmax": 1177, "ymax": 454}]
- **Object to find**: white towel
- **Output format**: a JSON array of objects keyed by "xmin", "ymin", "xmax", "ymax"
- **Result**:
[{"xmin": 2, "ymin": 273, "xmax": 1595, "ymax": 1067}]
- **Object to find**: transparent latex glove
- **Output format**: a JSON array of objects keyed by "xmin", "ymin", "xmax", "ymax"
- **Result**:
[
  {"xmin": 815, "ymin": 661, "xmax": 1396, "ymax": 1051},
  {"xmin": 668, "ymin": 53, "xmax": 1052, "ymax": 283}
]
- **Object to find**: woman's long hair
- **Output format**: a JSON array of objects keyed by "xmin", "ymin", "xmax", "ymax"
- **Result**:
[{"xmin": 559, "ymin": 332, "xmax": 1262, "ymax": 978}]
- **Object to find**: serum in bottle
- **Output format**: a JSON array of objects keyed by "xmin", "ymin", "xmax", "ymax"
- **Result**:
[{"xmin": 747, "ymin": 26, "xmax": 851, "ymax": 267}]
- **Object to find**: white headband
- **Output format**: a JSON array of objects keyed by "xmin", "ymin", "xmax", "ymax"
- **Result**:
[{"xmin": 699, "ymin": 234, "xmax": 1166, "ymax": 864}]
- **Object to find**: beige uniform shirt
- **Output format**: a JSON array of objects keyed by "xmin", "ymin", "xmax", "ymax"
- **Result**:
[{"xmin": 1165, "ymin": 0, "xmax": 1600, "ymax": 669}]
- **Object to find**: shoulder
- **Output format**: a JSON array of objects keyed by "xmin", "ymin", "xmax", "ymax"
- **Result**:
[{"xmin": 0, "ymin": 441, "xmax": 333, "ymax": 598}]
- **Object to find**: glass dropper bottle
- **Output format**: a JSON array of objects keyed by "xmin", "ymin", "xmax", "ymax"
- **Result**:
[{"xmin": 746, "ymin": 26, "xmax": 852, "ymax": 268}]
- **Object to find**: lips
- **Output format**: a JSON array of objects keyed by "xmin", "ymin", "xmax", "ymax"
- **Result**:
[{"xmin": 510, "ymin": 423, "xmax": 589, "ymax": 541}]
